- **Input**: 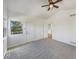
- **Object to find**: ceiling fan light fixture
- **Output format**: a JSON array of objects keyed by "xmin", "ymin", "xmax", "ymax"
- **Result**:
[
  {"xmin": 49, "ymin": 4, "xmax": 53, "ymax": 8},
  {"xmin": 41, "ymin": 0, "xmax": 63, "ymax": 11}
]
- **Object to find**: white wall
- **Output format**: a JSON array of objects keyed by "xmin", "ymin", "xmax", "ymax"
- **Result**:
[
  {"xmin": 7, "ymin": 17, "xmax": 48, "ymax": 48},
  {"xmin": 52, "ymin": 22, "xmax": 76, "ymax": 46},
  {"xmin": 25, "ymin": 23, "xmax": 44, "ymax": 42},
  {"xmin": 47, "ymin": 10, "xmax": 76, "ymax": 46},
  {"xmin": 7, "ymin": 17, "xmax": 27, "ymax": 48},
  {"xmin": 3, "ymin": 37, "xmax": 7, "ymax": 56},
  {"xmin": 3, "ymin": 17, "xmax": 7, "ymax": 56}
]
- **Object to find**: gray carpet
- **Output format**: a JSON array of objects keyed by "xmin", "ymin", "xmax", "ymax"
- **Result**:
[{"xmin": 4, "ymin": 39, "xmax": 76, "ymax": 59}]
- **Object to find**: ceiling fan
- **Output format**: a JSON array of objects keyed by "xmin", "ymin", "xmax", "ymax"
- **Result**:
[{"xmin": 41, "ymin": 0, "xmax": 63, "ymax": 11}]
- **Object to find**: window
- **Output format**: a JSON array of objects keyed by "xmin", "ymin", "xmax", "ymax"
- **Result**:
[{"xmin": 10, "ymin": 21, "xmax": 23, "ymax": 34}]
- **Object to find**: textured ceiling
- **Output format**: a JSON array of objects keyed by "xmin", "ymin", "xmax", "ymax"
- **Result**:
[{"xmin": 3, "ymin": 0, "xmax": 76, "ymax": 20}]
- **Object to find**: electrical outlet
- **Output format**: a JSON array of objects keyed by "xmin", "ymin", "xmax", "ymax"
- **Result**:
[{"xmin": 70, "ymin": 41, "xmax": 76, "ymax": 44}]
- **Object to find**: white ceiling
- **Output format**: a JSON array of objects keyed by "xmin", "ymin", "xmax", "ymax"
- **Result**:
[{"xmin": 3, "ymin": 0, "xmax": 76, "ymax": 21}]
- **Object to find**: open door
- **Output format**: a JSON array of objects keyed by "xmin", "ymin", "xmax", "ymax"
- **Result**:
[{"xmin": 48, "ymin": 24, "xmax": 52, "ymax": 39}]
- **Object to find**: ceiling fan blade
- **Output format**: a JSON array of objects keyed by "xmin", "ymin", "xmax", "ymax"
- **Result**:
[
  {"xmin": 48, "ymin": 0, "xmax": 53, "ymax": 3},
  {"xmin": 53, "ymin": 0, "xmax": 62, "ymax": 4},
  {"xmin": 53, "ymin": 5, "xmax": 59, "ymax": 8},
  {"xmin": 48, "ymin": 7, "xmax": 50, "ymax": 11},
  {"xmin": 41, "ymin": 5, "xmax": 49, "ymax": 7}
]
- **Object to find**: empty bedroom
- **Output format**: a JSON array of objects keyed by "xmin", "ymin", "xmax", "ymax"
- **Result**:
[{"xmin": 3, "ymin": 0, "xmax": 76, "ymax": 59}]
